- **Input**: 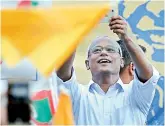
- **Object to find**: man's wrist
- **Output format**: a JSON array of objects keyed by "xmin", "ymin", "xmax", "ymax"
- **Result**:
[{"xmin": 122, "ymin": 35, "xmax": 133, "ymax": 43}]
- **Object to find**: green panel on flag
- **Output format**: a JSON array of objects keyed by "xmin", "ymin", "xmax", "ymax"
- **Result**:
[
  {"xmin": 32, "ymin": 98, "xmax": 52, "ymax": 122},
  {"xmin": 31, "ymin": 1, "xmax": 39, "ymax": 6}
]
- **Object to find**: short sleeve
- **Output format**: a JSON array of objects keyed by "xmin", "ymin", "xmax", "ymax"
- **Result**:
[
  {"xmin": 56, "ymin": 69, "xmax": 82, "ymax": 108},
  {"xmin": 131, "ymin": 66, "xmax": 160, "ymax": 115}
]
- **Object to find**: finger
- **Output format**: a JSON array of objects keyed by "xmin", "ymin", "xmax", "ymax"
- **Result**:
[
  {"xmin": 113, "ymin": 29, "xmax": 125, "ymax": 34},
  {"xmin": 109, "ymin": 20, "xmax": 126, "ymax": 26},
  {"xmin": 111, "ymin": 15, "xmax": 124, "ymax": 21},
  {"xmin": 110, "ymin": 17, "xmax": 127, "ymax": 26},
  {"xmin": 110, "ymin": 24, "xmax": 125, "ymax": 30},
  {"xmin": 109, "ymin": 16, "xmax": 121, "ymax": 23},
  {"xmin": 109, "ymin": 17, "xmax": 113, "ymax": 23},
  {"xmin": 109, "ymin": 16, "xmax": 115, "ymax": 23}
]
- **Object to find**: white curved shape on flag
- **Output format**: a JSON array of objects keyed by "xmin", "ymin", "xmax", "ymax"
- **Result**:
[{"xmin": 50, "ymin": 72, "xmax": 59, "ymax": 111}]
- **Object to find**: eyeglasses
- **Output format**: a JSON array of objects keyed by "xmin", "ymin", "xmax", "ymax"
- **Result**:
[{"xmin": 90, "ymin": 45, "xmax": 121, "ymax": 55}]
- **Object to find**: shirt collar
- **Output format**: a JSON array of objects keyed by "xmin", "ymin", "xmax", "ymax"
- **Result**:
[{"xmin": 88, "ymin": 78, "xmax": 127, "ymax": 93}]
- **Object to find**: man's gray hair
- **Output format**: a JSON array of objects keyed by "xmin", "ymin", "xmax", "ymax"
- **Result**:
[{"xmin": 86, "ymin": 36, "xmax": 122, "ymax": 58}]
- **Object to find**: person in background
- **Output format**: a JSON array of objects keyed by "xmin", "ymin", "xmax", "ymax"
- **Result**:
[{"xmin": 117, "ymin": 40, "xmax": 146, "ymax": 84}]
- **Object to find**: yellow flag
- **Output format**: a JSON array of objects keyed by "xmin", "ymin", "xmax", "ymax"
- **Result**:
[
  {"xmin": 1, "ymin": 4, "xmax": 110, "ymax": 76},
  {"xmin": 53, "ymin": 91, "xmax": 74, "ymax": 125}
]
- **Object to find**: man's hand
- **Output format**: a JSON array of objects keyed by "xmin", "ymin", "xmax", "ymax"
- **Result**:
[{"xmin": 109, "ymin": 16, "xmax": 128, "ymax": 40}]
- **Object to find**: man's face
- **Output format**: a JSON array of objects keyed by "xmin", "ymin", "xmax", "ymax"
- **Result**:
[{"xmin": 86, "ymin": 39, "xmax": 123, "ymax": 76}]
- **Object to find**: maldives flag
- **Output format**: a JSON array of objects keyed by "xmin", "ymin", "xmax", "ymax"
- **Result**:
[
  {"xmin": 17, "ymin": 0, "xmax": 52, "ymax": 8},
  {"xmin": 17, "ymin": 0, "xmax": 39, "ymax": 8},
  {"xmin": 30, "ymin": 73, "xmax": 58, "ymax": 125},
  {"xmin": 31, "ymin": 90, "xmax": 55, "ymax": 125}
]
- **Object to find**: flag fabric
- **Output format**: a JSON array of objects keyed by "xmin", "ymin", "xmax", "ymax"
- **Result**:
[
  {"xmin": 29, "ymin": 73, "xmax": 58, "ymax": 125},
  {"xmin": 18, "ymin": 0, "xmax": 31, "ymax": 7},
  {"xmin": 17, "ymin": 0, "xmax": 52, "ymax": 8},
  {"xmin": 31, "ymin": 90, "xmax": 55, "ymax": 125},
  {"xmin": 52, "ymin": 85, "xmax": 74, "ymax": 125},
  {"xmin": 18, "ymin": 0, "xmax": 39, "ymax": 8},
  {"xmin": 1, "ymin": 4, "xmax": 110, "ymax": 76},
  {"xmin": 29, "ymin": 71, "xmax": 74, "ymax": 125},
  {"xmin": 29, "ymin": 72, "xmax": 74, "ymax": 125}
]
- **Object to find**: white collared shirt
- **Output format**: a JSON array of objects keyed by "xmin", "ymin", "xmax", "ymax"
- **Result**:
[{"xmin": 55, "ymin": 66, "xmax": 160, "ymax": 125}]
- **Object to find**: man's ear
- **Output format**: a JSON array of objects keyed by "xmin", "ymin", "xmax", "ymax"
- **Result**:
[
  {"xmin": 129, "ymin": 62, "xmax": 134, "ymax": 76},
  {"xmin": 120, "ymin": 57, "xmax": 124, "ymax": 68},
  {"xmin": 85, "ymin": 60, "xmax": 90, "ymax": 70}
]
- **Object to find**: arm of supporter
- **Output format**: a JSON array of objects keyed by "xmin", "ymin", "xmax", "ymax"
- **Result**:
[
  {"xmin": 122, "ymin": 37, "xmax": 153, "ymax": 82},
  {"xmin": 109, "ymin": 16, "xmax": 153, "ymax": 82},
  {"xmin": 131, "ymin": 66, "xmax": 160, "ymax": 115},
  {"xmin": 109, "ymin": 15, "xmax": 160, "ymax": 114},
  {"xmin": 56, "ymin": 51, "xmax": 82, "ymax": 107},
  {"xmin": 57, "ymin": 51, "xmax": 76, "ymax": 81}
]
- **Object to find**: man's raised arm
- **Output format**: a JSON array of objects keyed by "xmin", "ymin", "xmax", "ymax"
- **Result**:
[
  {"xmin": 109, "ymin": 16, "xmax": 153, "ymax": 82},
  {"xmin": 57, "ymin": 51, "xmax": 76, "ymax": 81}
]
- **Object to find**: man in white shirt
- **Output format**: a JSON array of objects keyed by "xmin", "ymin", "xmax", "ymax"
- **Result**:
[{"xmin": 56, "ymin": 15, "xmax": 160, "ymax": 125}]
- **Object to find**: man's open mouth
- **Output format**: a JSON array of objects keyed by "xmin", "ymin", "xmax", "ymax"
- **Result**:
[{"xmin": 98, "ymin": 59, "xmax": 111, "ymax": 64}]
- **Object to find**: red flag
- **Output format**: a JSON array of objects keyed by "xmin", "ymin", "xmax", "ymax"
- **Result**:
[
  {"xmin": 31, "ymin": 90, "xmax": 55, "ymax": 125},
  {"xmin": 17, "ymin": 0, "xmax": 39, "ymax": 8},
  {"xmin": 18, "ymin": 0, "xmax": 31, "ymax": 7}
]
